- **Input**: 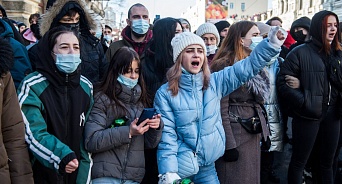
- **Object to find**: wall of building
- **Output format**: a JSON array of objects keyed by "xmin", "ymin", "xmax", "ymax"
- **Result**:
[
  {"xmin": 181, "ymin": 0, "xmax": 205, "ymax": 31},
  {"xmin": 227, "ymin": 0, "xmax": 268, "ymax": 21},
  {"xmin": 1, "ymin": 0, "xmax": 43, "ymax": 25}
]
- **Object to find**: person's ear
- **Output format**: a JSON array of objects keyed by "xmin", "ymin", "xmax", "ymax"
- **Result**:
[
  {"xmin": 126, "ymin": 19, "xmax": 131, "ymax": 26},
  {"xmin": 240, "ymin": 38, "xmax": 244, "ymax": 46}
]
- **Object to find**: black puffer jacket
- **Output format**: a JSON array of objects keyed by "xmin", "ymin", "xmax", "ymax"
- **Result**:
[
  {"xmin": 84, "ymin": 84, "xmax": 163, "ymax": 182},
  {"xmin": 277, "ymin": 11, "xmax": 342, "ymax": 120}
]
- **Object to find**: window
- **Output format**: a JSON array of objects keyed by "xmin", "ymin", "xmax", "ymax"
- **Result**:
[
  {"xmin": 230, "ymin": 3, "xmax": 234, "ymax": 9},
  {"xmin": 241, "ymin": 3, "xmax": 245, "ymax": 11}
]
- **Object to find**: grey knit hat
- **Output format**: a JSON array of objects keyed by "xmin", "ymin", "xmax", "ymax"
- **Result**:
[
  {"xmin": 171, "ymin": 32, "xmax": 206, "ymax": 62},
  {"xmin": 255, "ymin": 22, "xmax": 271, "ymax": 37},
  {"xmin": 196, "ymin": 23, "xmax": 220, "ymax": 46}
]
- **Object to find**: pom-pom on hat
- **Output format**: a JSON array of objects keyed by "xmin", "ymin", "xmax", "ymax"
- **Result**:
[
  {"xmin": 196, "ymin": 23, "xmax": 220, "ymax": 46},
  {"xmin": 171, "ymin": 32, "xmax": 206, "ymax": 62}
]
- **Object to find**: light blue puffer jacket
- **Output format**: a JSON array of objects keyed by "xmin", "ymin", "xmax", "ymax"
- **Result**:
[{"xmin": 154, "ymin": 39, "xmax": 280, "ymax": 175}]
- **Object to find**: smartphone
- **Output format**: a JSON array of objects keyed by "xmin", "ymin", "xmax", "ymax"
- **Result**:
[{"xmin": 136, "ymin": 108, "xmax": 156, "ymax": 126}]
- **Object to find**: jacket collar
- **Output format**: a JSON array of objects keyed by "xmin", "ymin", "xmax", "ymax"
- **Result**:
[
  {"xmin": 118, "ymin": 83, "xmax": 142, "ymax": 104},
  {"xmin": 179, "ymin": 71, "xmax": 204, "ymax": 92}
]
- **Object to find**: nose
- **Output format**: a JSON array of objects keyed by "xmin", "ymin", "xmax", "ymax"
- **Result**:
[
  {"xmin": 209, "ymin": 40, "xmax": 216, "ymax": 46},
  {"xmin": 204, "ymin": 40, "xmax": 209, "ymax": 46},
  {"xmin": 130, "ymin": 71, "xmax": 137, "ymax": 79},
  {"xmin": 69, "ymin": 48, "xmax": 77, "ymax": 54},
  {"xmin": 193, "ymin": 50, "xmax": 200, "ymax": 57}
]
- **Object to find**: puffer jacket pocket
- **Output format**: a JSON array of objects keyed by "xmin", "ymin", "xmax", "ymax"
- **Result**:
[{"xmin": 177, "ymin": 150, "xmax": 199, "ymax": 179}]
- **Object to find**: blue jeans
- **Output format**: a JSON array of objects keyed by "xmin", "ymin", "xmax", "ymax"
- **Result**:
[
  {"xmin": 92, "ymin": 177, "xmax": 139, "ymax": 184},
  {"xmin": 190, "ymin": 163, "xmax": 220, "ymax": 184}
]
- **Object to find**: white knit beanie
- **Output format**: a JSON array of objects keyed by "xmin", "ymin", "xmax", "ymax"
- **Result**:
[
  {"xmin": 171, "ymin": 32, "xmax": 206, "ymax": 62},
  {"xmin": 196, "ymin": 23, "xmax": 220, "ymax": 46}
]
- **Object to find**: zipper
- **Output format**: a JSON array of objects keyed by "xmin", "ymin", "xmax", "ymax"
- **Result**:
[
  {"xmin": 192, "ymin": 75, "xmax": 201, "ymax": 158},
  {"xmin": 65, "ymin": 74, "xmax": 69, "ymax": 139},
  {"xmin": 328, "ymin": 82, "xmax": 331, "ymax": 105},
  {"xmin": 130, "ymin": 88, "xmax": 136, "ymax": 103},
  {"xmin": 121, "ymin": 139, "xmax": 131, "ymax": 181}
]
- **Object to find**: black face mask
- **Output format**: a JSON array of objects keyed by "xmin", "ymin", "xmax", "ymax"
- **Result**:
[
  {"xmin": 58, "ymin": 22, "xmax": 80, "ymax": 32},
  {"xmin": 30, "ymin": 24, "xmax": 42, "ymax": 40},
  {"xmin": 293, "ymin": 30, "xmax": 307, "ymax": 43}
]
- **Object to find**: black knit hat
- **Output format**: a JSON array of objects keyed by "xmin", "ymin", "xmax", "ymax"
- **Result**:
[
  {"xmin": 214, "ymin": 20, "xmax": 230, "ymax": 33},
  {"xmin": 17, "ymin": 22, "xmax": 27, "ymax": 28},
  {"xmin": 290, "ymin": 17, "xmax": 311, "ymax": 40}
]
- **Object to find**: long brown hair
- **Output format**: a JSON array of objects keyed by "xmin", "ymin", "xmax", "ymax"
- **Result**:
[
  {"xmin": 96, "ymin": 47, "xmax": 149, "ymax": 108},
  {"xmin": 211, "ymin": 21, "xmax": 256, "ymax": 72},
  {"xmin": 321, "ymin": 15, "xmax": 342, "ymax": 55},
  {"xmin": 166, "ymin": 47, "xmax": 211, "ymax": 96}
]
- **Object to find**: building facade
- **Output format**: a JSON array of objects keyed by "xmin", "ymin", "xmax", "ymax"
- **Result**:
[
  {"xmin": 226, "ymin": 0, "xmax": 268, "ymax": 21},
  {"xmin": 181, "ymin": 0, "xmax": 206, "ymax": 31},
  {"xmin": 0, "ymin": 0, "xmax": 43, "ymax": 24},
  {"xmin": 268, "ymin": 0, "xmax": 342, "ymax": 30},
  {"xmin": 322, "ymin": 0, "xmax": 342, "ymax": 21}
]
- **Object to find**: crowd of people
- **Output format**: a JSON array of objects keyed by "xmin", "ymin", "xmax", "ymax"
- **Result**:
[{"xmin": 1, "ymin": 1, "xmax": 342, "ymax": 184}]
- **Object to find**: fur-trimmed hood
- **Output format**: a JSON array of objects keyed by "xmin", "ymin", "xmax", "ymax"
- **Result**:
[
  {"xmin": 244, "ymin": 69, "xmax": 270, "ymax": 103},
  {"xmin": 40, "ymin": 0, "xmax": 96, "ymax": 36}
]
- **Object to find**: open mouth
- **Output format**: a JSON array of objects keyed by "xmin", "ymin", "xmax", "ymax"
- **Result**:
[
  {"xmin": 329, "ymin": 33, "xmax": 335, "ymax": 37},
  {"xmin": 191, "ymin": 61, "xmax": 199, "ymax": 66}
]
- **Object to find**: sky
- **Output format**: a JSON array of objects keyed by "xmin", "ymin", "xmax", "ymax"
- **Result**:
[{"xmin": 122, "ymin": 0, "xmax": 196, "ymax": 20}]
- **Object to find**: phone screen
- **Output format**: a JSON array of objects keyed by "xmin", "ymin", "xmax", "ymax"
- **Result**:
[{"xmin": 136, "ymin": 108, "xmax": 156, "ymax": 126}]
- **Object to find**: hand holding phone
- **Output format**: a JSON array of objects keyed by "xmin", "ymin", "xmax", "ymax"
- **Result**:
[{"xmin": 136, "ymin": 108, "xmax": 156, "ymax": 126}]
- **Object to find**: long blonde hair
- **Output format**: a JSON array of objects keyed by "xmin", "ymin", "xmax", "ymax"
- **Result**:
[{"xmin": 166, "ymin": 49, "xmax": 211, "ymax": 96}]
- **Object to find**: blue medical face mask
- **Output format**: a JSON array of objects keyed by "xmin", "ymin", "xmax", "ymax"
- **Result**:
[
  {"xmin": 54, "ymin": 53, "xmax": 81, "ymax": 74},
  {"xmin": 249, "ymin": 36, "xmax": 263, "ymax": 50},
  {"xmin": 95, "ymin": 31, "xmax": 102, "ymax": 39},
  {"xmin": 117, "ymin": 74, "xmax": 138, "ymax": 89},
  {"xmin": 131, "ymin": 19, "xmax": 149, "ymax": 34},
  {"xmin": 103, "ymin": 35, "xmax": 112, "ymax": 42}
]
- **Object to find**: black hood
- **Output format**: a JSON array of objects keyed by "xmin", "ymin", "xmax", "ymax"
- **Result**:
[
  {"xmin": 51, "ymin": 1, "xmax": 89, "ymax": 32},
  {"xmin": 35, "ymin": 28, "xmax": 81, "ymax": 88},
  {"xmin": 310, "ymin": 10, "xmax": 339, "ymax": 43},
  {"xmin": 0, "ymin": 37, "xmax": 13, "ymax": 75},
  {"xmin": 0, "ymin": 5, "xmax": 7, "ymax": 18},
  {"xmin": 290, "ymin": 17, "xmax": 311, "ymax": 40}
]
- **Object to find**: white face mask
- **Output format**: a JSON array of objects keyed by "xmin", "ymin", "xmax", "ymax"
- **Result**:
[
  {"xmin": 206, "ymin": 45, "xmax": 217, "ymax": 56},
  {"xmin": 249, "ymin": 36, "xmax": 263, "ymax": 50}
]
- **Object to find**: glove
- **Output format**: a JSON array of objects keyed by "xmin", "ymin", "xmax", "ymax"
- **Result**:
[
  {"xmin": 223, "ymin": 148, "xmax": 239, "ymax": 162},
  {"xmin": 268, "ymin": 26, "xmax": 288, "ymax": 49},
  {"xmin": 261, "ymin": 136, "xmax": 271, "ymax": 151},
  {"xmin": 158, "ymin": 172, "xmax": 181, "ymax": 184}
]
